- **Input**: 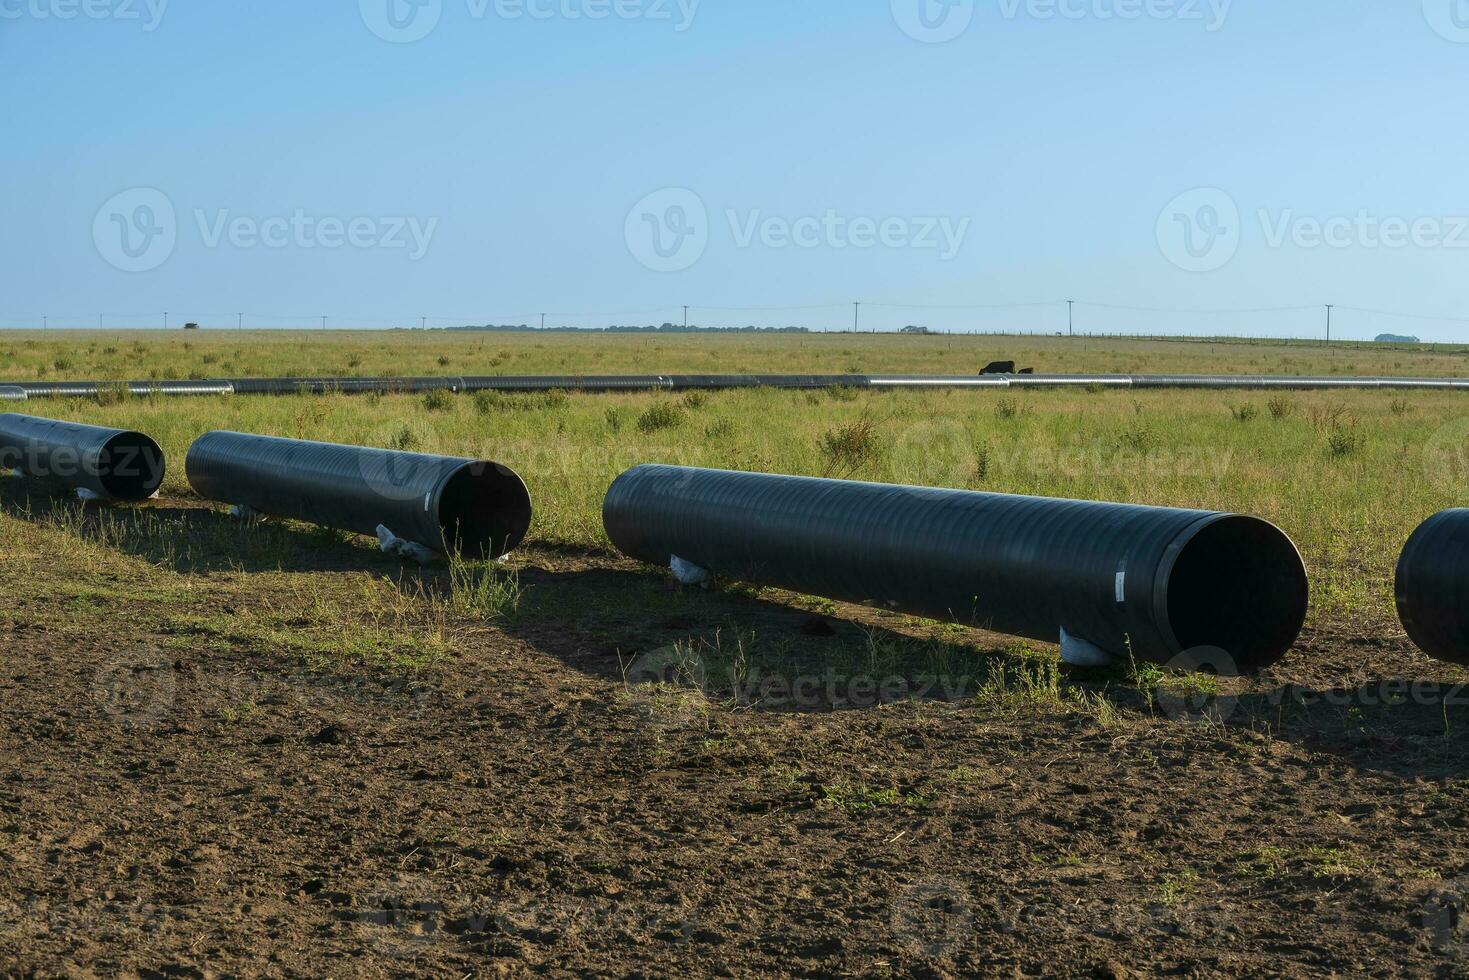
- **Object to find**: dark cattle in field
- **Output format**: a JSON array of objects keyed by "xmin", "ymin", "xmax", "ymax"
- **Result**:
[{"xmin": 981, "ymin": 360, "xmax": 1016, "ymax": 375}]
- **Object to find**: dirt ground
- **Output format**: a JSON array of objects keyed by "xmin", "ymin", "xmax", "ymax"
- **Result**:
[{"xmin": 3, "ymin": 511, "xmax": 1469, "ymax": 978}]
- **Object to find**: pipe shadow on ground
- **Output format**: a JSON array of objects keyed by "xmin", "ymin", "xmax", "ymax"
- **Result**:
[
  {"xmin": 9, "ymin": 483, "xmax": 1468, "ymax": 780},
  {"xmin": 490, "ymin": 561, "xmax": 1469, "ymax": 779},
  {"xmin": 415, "ymin": 553, "xmax": 1057, "ymax": 714},
  {"xmin": 0, "ymin": 483, "xmax": 399, "ymax": 575}
]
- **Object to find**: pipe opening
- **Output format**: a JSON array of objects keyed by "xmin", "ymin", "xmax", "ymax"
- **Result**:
[
  {"xmin": 438, "ymin": 462, "xmax": 533, "ymax": 560},
  {"xmin": 98, "ymin": 432, "xmax": 166, "ymax": 502},
  {"xmin": 1164, "ymin": 516, "xmax": 1308, "ymax": 674}
]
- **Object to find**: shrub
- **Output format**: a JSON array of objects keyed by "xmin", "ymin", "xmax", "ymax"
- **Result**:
[
  {"xmin": 422, "ymin": 388, "xmax": 455, "ymax": 412},
  {"xmin": 390, "ymin": 425, "xmax": 419, "ymax": 451},
  {"xmin": 704, "ymin": 418, "xmax": 735, "ymax": 439},
  {"xmin": 1389, "ymin": 399, "xmax": 1410, "ymax": 417},
  {"xmin": 994, "ymin": 398, "xmax": 1020, "ymax": 421},
  {"xmin": 605, "ymin": 407, "xmax": 624, "ymax": 432},
  {"xmin": 1308, "ymin": 402, "xmax": 1356, "ymax": 432},
  {"xmin": 1328, "ymin": 429, "xmax": 1365, "ymax": 458},
  {"xmin": 681, "ymin": 391, "xmax": 708, "ymax": 411},
  {"xmin": 637, "ymin": 402, "xmax": 685, "ymax": 433},
  {"xmin": 1119, "ymin": 421, "xmax": 1157, "ymax": 453},
  {"xmin": 1267, "ymin": 396, "xmax": 1294, "ymax": 420},
  {"xmin": 973, "ymin": 442, "xmax": 992, "ymax": 482},
  {"xmin": 1231, "ymin": 404, "xmax": 1259, "ymax": 423},
  {"xmin": 94, "ymin": 382, "xmax": 131, "ymax": 406},
  {"xmin": 818, "ymin": 415, "xmax": 883, "ymax": 477},
  {"xmin": 474, "ymin": 389, "xmax": 567, "ymax": 414}
]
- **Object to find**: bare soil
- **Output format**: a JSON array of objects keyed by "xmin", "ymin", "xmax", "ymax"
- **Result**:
[{"xmin": 3, "ymin": 523, "xmax": 1469, "ymax": 977}]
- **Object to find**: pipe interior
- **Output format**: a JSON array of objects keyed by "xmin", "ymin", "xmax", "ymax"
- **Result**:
[
  {"xmin": 438, "ymin": 463, "xmax": 533, "ymax": 560},
  {"xmin": 99, "ymin": 432, "xmax": 166, "ymax": 501},
  {"xmin": 1165, "ymin": 516, "xmax": 1309, "ymax": 674}
]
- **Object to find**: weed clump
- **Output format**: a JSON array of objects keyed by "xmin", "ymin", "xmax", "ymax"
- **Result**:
[
  {"xmin": 1267, "ymin": 396, "xmax": 1294, "ymax": 420},
  {"xmin": 818, "ymin": 415, "xmax": 883, "ymax": 477},
  {"xmin": 1231, "ymin": 404, "xmax": 1259, "ymax": 423},
  {"xmin": 637, "ymin": 402, "xmax": 685, "ymax": 433},
  {"xmin": 422, "ymin": 388, "xmax": 455, "ymax": 412},
  {"xmin": 474, "ymin": 389, "xmax": 567, "ymax": 414}
]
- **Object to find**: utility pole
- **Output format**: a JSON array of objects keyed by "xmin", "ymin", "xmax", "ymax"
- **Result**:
[
  {"xmin": 683, "ymin": 305, "xmax": 689, "ymax": 329},
  {"xmin": 42, "ymin": 315, "xmax": 47, "ymax": 330},
  {"xmin": 1326, "ymin": 304, "xmax": 1333, "ymax": 344},
  {"xmin": 541, "ymin": 313, "xmax": 546, "ymax": 330},
  {"xmin": 163, "ymin": 311, "xmax": 168, "ymax": 330},
  {"xmin": 422, "ymin": 315, "xmax": 428, "ymax": 330},
  {"xmin": 321, "ymin": 315, "xmax": 327, "ymax": 331},
  {"xmin": 1068, "ymin": 299, "xmax": 1074, "ymax": 338},
  {"xmin": 853, "ymin": 302, "xmax": 861, "ymax": 333},
  {"xmin": 237, "ymin": 313, "xmax": 243, "ymax": 330}
]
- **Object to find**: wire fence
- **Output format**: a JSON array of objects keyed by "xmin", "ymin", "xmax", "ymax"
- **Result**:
[{"xmin": 1, "ymin": 300, "xmax": 1466, "ymax": 342}]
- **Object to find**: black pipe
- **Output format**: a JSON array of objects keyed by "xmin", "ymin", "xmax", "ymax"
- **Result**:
[
  {"xmin": 460, "ymin": 375, "xmax": 672, "ymax": 393},
  {"xmin": 1395, "ymin": 510, "xmax": 1469, "ymax": 665},
  {"xmin": 603, "ymin": 465, "xmax": 1309, "ymax": 674},
  {"xmin": 13, "ymin": 380, "xmax": 234, "ymax": 398},
  {"xmin": 0, "ymin": 413, "xmax": 165, "ymax": 502},
  {"xmin": 0, "ymin": 387, "xmax": 25, "ymax": 402},
  {"xmin": 6, "ymin": 372, "xmax": 1469, "ymax": 398},
  {"xmin": 225, "ymin": 377, "xmax": 460, "ymax": 396},
  {"xmin": 185, "ymin": 432, "xmax": 532, "ymax": 560}
]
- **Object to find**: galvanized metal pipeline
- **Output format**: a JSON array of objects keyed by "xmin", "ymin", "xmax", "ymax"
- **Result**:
[
  {"xmin": 0, "ymin": 413, "xmax": 165, "ymax": 502},
  {"xmin": 1395, "ymin": 510, "xmax": 1469, "ymax": 666},
  {"xmin": 603, "ymin": 465, "xmax": 1310, "ymax": 674},
  {"xmin": 186, "ymin": 432, "xmax": 532, "ymax": 560}
]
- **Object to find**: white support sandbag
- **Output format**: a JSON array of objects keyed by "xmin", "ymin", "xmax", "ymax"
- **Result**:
[
  {"xmin": 1059, "ymin": 626, "xmax": 1120, "ymax": 667},
  {"xmin": 376, "ymin": 524, "xmax": 440, "ymax": 566},
  {"xmin": 670, "ymin": 555, "xmax": 712, "ymax": 587}
]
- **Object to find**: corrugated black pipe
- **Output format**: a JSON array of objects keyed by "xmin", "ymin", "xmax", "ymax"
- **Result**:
[
  {"xmin": 0, "ymin": 413, "xmax": 165, "ymax": 501},
  {"xmin": 226, "ymin": 377, "xmax": 460, "ymax": 396},
  {"xmin": 603, "ymin": 465, "xmax": 1309, "ymax": 674},
  {"xmin": 0, "ymin": 387, "xmax": 26, "ymax": 402},
  {"xmin": 185, "ymin": 432, "xmax": 532, "ymax": 560},
  {"xmin": 1395, "ymin": 510, "xmax": 1469, "ymax": 665}
]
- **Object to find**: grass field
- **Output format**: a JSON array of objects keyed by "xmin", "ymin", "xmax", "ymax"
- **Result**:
[
  {"xmin": 3, "ymin": 331, "xmax": 1469, "ymax": 976},
  {"xmin": 4, "ymin": 328, "xmax": 1469, "ymax": 381},
  {"xmin": 5, "ymin": 330, "xmax": 1467, "ymax": 626}
]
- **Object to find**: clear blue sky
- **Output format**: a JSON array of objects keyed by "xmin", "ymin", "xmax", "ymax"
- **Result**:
[{"xmin": 3, "ymin": 1, "xmax": 1468, "ymax": 339}]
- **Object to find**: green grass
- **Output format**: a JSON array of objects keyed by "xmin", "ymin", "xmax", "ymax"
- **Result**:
[
  {"xmin": 3, "ymin": 331, "xmax": 1468, "ymax": 641},
  {"xmin": 4, "ymin": 328, "xmax": 1469, "ymax": 381}
]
